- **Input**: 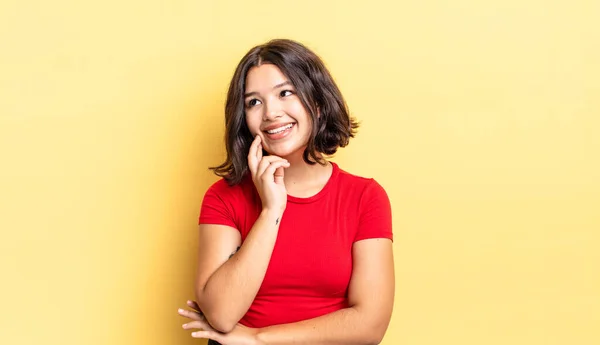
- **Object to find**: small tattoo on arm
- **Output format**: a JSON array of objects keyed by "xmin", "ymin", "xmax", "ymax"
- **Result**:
[
  {"xmin": 228, "ymin": 246, "xmax": 240, "ymax": 259},
  {"xmin": 275, "ymin": 218, "xmax": 280, "ymax": 225}
]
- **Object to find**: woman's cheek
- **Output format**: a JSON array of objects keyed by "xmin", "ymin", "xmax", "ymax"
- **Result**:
[{"xmin": 245, "ymin": 117, "xmax": 260, "ymax": 137}]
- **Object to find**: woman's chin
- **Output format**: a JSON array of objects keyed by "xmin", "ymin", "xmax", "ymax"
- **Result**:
[
  {"xmin": 267, "ymin": 150, "xmax": 294, "ymax": 159},
  {"xmin": 265, "ymin": 146, "xmax": 305, "ymax": 159}
]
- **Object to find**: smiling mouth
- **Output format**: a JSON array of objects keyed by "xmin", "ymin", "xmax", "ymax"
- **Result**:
[
  {"xmin": 263, "ymin": 123, "xmax": 295, "ymax": 140},
  {"xmin": 265, "ymin": 123, "xmax": 294, "ymax": 134}
]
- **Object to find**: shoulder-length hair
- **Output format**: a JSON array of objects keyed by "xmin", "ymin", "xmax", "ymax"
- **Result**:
[{"xmin": 211, "ymin": 39, "xmax": 359, "ymax": 185}]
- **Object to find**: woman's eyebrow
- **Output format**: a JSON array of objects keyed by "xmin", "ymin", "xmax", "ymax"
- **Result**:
[
  {"xmin": 244, "ymin": 81, "xmax": 292, "ymax": 98},
  {"xmin": 272, "ymin": 81, "xmax": 292, "ymax": 89}
]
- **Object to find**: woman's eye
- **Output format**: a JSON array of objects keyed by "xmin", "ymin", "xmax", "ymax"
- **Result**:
[
  {"xmin": 247, "ymin": 99, "xmax": 261, "ymax": 107},
  {"xmin": 280, "ymin": 90, "xmax": 294, "ymax": 97}
]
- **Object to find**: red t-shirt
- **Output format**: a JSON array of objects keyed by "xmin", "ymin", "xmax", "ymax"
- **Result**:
[{"xmin": 199, "ymin": 162, "xmax": 393, "ymax": 328}]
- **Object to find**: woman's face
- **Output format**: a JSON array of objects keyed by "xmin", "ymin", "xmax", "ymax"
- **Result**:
[{"xmin": 244, "ymin": 63, "xmax": 313, "ymax": 159}]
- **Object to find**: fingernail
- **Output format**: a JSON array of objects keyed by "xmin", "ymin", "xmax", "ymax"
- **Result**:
[
  {"xmin": 191, "ymin": 332, "xmax": 198, "ymax": 337},
  {"xmin": 187, "ymin": 300, "xmax": 191, "ymax": 304},
  {"xmin": 178, "ymin": 308, "xmax": 184, "ymax": 313},
  {"xmin": 182, "ymin": 324, "xmax": 187, "ymax": 329}
]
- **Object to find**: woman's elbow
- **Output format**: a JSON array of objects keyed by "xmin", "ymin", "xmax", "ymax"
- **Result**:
[
  {"xmin": 363, "ymin": 316, "xmax": 391, "ymax": 345},
  {"xmin": 362, "ymin": 328, "xmax": 386, "ymax": 345},
  {"xmin": 194, "ymin": 296, "xmax": 239, "ymax": 333},
  {"xmin": 203, "ymin": 310, "xmax": 238, "ymax": 333},
  {"xmin": 367, "ymin": 333, "xmax": 385, "ymax": 345}
]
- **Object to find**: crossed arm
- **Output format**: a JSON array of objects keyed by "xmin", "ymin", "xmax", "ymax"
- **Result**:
[
  {"xmin": 255, "ymin": 237, "xmax": 395, "ymax": 345},
  {"xmin": 184, "ymin": 215, "xmax": 394, "ymax": 345},
  {"xmin": 193, "ymin": 209, "xmax": 282, "ymax": 333}
]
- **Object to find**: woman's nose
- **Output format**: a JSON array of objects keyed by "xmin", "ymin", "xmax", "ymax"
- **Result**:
[{"xmin": 263, "ymin": 100, "xmax": 283, "ymax": 120}]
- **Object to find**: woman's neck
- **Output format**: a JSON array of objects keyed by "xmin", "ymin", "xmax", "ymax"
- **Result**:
[{"xmin": 280, "ymin": 150, "xmax": 332, "ymax": 198}]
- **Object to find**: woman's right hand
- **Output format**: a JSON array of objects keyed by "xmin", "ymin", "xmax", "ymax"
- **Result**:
[{"xmin": 247, "ymin": 136, "xmax": 289, "ymax": 213}]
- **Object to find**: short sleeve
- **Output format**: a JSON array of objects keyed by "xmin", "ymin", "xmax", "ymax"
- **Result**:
[
  {"xmin": 354, "ymin": 180, "xmax": 393, "ymax": 242},
  {"xmin": 198, "ymin": 179, "xmax": 238, "ymax": 229}
]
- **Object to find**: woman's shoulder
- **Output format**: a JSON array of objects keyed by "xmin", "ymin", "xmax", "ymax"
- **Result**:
[
  {"xmin": 204, "ymin": 173, "xmax": 257, "ymax": 203},
  {"xmin": 199, "ymin": 175, "xmax": 258, "ymax": 227},
  {"xmin": 332, "ymin": 163, "xmax": 390, "ymax": 204},
  {"xmin": 334, "ymin": 163, "xmax": 385, "ymax": 189}
]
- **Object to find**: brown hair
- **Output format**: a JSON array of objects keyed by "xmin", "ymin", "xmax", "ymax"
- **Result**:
[{"xmin": 211, "ymin": 39, "xmax": 359, "ymax": 185}]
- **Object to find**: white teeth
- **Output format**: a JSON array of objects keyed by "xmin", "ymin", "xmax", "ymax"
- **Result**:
[{"xmin": 266, "ymin": 123, "xmax": 293, "ymax": 134}]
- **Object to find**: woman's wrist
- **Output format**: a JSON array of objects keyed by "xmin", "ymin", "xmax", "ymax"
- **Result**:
[{"xmin": 260, "ymin": 208, "xmax": 284, "ymax": 223}]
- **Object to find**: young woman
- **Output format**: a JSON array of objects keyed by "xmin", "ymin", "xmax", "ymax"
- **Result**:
[{"xmin": 178, "ymin": 39, "xmax": 395, "ymax": 345}]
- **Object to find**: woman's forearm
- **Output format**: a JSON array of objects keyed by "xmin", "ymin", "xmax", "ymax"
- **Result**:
[
  {"xmin": 197, "ymin": 209, "xmax": 283, "ymax": 332},
  {"xmin": 256, "ymin": 306, "xmax": 388, "ymax": 345}
]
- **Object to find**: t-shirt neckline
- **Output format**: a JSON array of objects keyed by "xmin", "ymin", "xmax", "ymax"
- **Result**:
[{"xmin": 286, "ymin": 162, "xmax": 339, "ymax": 204}]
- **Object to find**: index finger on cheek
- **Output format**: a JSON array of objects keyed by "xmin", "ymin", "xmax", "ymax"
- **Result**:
[
  {"xmin": 248, "ymin": 136, "xmax": 259, "ymax": 160},
  {"xmin": 257, "ymin": 141, "xmax": 263, "ymax": 161}
]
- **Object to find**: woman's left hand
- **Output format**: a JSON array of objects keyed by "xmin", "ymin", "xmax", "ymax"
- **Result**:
[{"xmin": 178, "ymin": 300, "xmax": 264, "ymax": 345}]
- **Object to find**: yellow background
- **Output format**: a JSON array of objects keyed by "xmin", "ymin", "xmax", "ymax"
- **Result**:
[{"xmin": 1, "ymin": 1, "xmax": 598, "ymax": 344}]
